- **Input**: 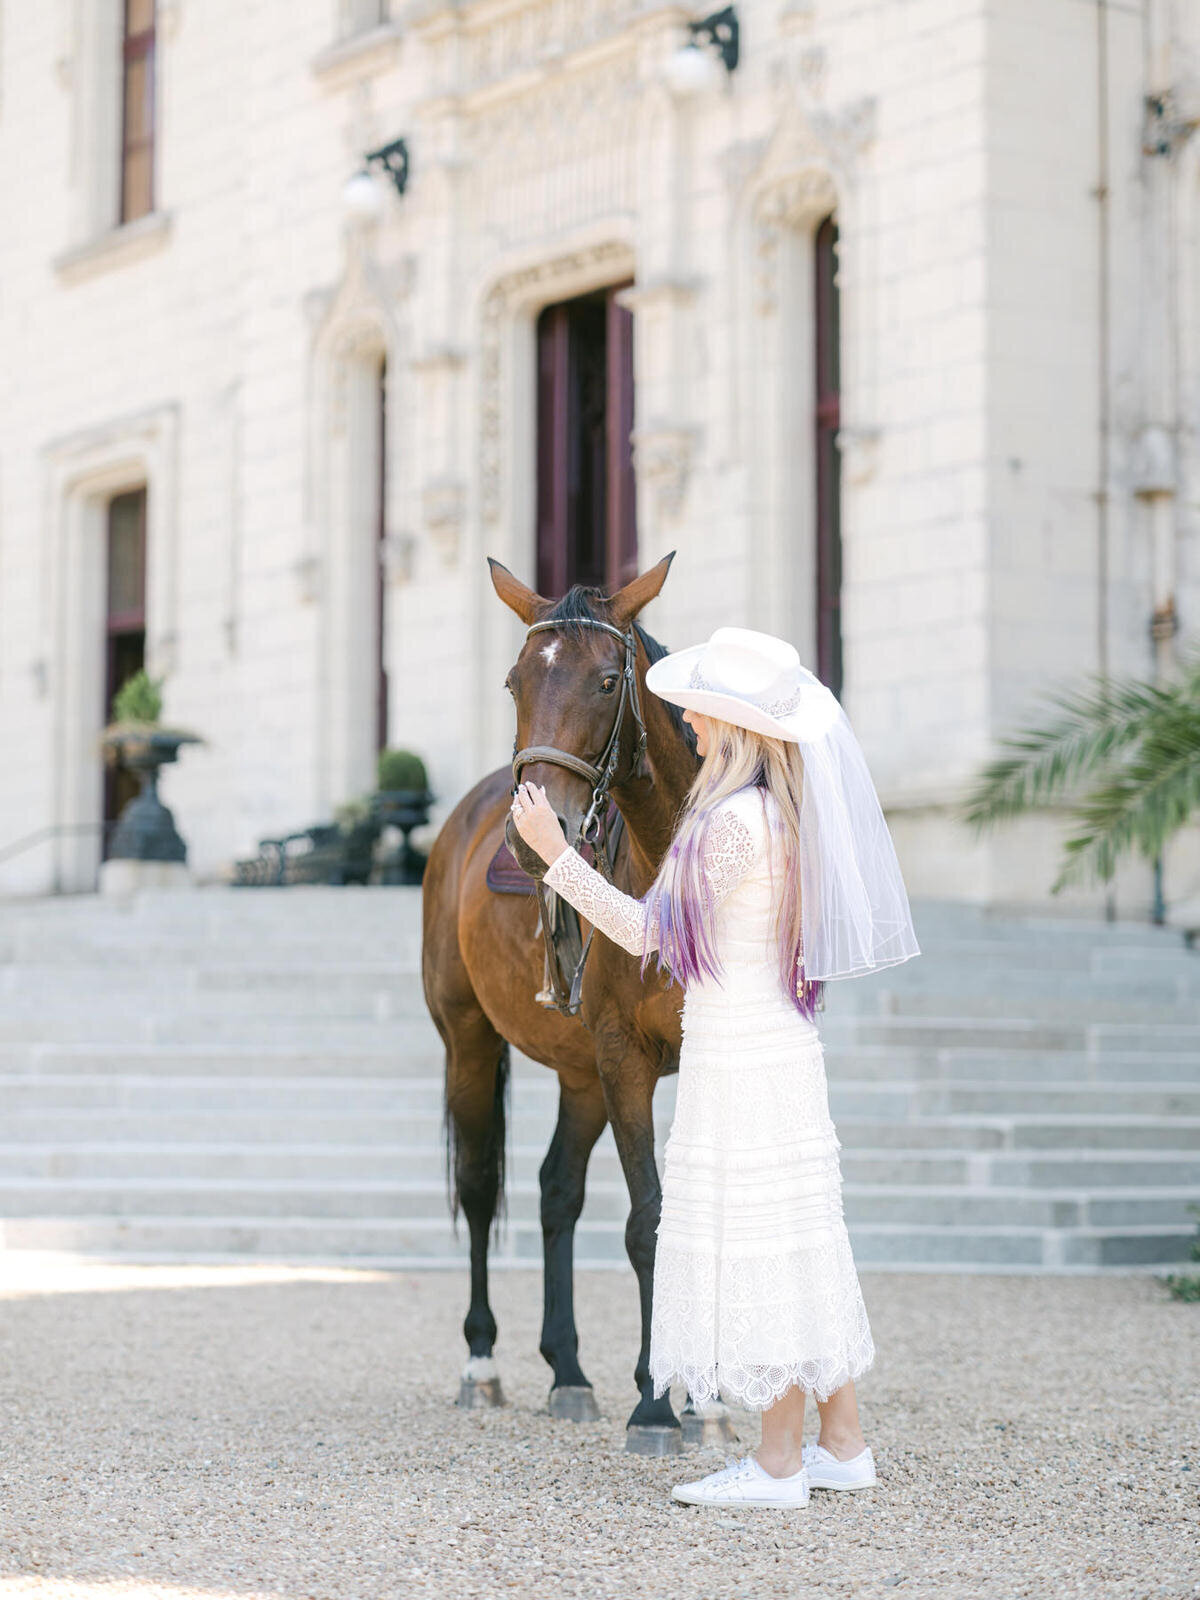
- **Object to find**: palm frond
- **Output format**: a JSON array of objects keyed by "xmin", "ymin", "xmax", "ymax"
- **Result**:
[
  {"xmin": 959, "ymin": 665, "xmax": 1195, "ymax": 832},
  {"xmin": 1051, "ymin": 701, "xmax": 1200, "ymax": 890}
]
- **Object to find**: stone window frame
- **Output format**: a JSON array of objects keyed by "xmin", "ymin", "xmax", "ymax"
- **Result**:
[
  {"xmin": 53, "ymin": 0, "xmax": 178, "ymax": 281},
  {"xmin": 311, "ymin": 0, "xmax": 403, "ymax": 83},
  {"xmin": 39, "ymin": 402, "xmax": 181, "ymax": 893}
]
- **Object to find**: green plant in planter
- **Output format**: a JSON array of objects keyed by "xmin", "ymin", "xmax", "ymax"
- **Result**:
[
  {"xmin": 377, "ymin": 747, "xmax": 429, "ymax": 793},
  {"xmin": 100, "ymin": 669, "xmax": 202, "ymax": 865},
  {"xmin": 374, "ymin": 748, "xmax": 432, "ymax": 885},
  {"xmin": 111, "ymin": 668, "xmax": 164, "ymax": 727}
]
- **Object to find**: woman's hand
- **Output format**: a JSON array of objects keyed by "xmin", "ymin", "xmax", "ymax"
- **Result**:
[{"xmin": 510, "ymin": 781, "xmax": 569, "ymax": 867}]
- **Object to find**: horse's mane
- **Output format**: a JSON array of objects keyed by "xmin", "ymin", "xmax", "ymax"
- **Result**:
[{"xmin": 537, "ymin": 583, "xmax": 698, "ymax": 757}]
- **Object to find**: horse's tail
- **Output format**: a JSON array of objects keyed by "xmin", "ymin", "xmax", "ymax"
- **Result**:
[{"xmin": 443, "ymin": 1037, "xmax": 512, "ymax": 1243}]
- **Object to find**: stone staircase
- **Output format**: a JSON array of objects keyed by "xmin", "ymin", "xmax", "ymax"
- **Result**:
[{"xmin": 0, "ymin": 888, "xmax": 1197, "ymax": 1272}]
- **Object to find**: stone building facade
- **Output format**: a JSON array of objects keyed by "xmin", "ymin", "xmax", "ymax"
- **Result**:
[{"xmin": 0, "ymin": 0, "xmax": 1197, "ymax": 915}]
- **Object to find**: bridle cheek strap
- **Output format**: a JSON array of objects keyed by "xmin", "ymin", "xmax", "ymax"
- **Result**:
[{"xmin": 509, "ymin": 616, "xmax": 646, "ymax": 1016}]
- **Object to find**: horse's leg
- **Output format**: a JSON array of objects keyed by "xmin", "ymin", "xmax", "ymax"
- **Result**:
[
  {"xmin": 445, "ymin": 1017, "xmax": 511, "ymax": 1409},
  {"xmin": 539, "ymin": 1077, "xmax": 608, "ymax": 1420},
  {"xmin": 680, "ymin": 1392, "xmax": 739, "ymax": 1447},
  {"xmin": 599, "ymin": 1054, "xmax": 682, "ymax": 1455}
]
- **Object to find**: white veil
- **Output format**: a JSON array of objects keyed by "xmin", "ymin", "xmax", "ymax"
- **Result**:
[{"xmin": 795, "ymin": 694, "xmax": 920, "ymax": 982}]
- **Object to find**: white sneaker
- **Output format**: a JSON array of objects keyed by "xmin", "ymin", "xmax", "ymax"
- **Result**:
[
  {"xmin": 671, "ymin": 1454, "xmax": 810, "ymax": 1509},
  {"xmin": 801, "ymin": 1441, "xmax": 877, "ymax": 1490}
]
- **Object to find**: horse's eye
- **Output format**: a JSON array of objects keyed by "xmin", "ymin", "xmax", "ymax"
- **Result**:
[{"xmin": 601, "ymin": 676, "xmax": 618, "ymax": 694}]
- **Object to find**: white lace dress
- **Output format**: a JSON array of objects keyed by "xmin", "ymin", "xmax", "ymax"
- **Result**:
[{"xmin": 541, "ymin": 782, "xmax": 875, "ymax": 1411}]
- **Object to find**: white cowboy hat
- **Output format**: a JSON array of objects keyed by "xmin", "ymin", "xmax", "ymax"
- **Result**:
[{"xmin": 645, "ymin": 626, "xmax": 840, "ymax": 743}]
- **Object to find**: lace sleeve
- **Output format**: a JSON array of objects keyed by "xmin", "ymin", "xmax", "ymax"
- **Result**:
[{"xmin": 541, "ymin": 803, "xmax": 759, "ymax": 958}]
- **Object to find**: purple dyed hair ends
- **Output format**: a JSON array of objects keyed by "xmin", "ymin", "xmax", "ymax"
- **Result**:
[{"xmin": 636, "ymin": 785, "xmax": 823, "ymax": 1021}]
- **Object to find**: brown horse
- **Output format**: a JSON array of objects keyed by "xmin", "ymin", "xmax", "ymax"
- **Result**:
[{"xmin": 421, "ymin": 552, "xmax": 732, "ymax": 1453}]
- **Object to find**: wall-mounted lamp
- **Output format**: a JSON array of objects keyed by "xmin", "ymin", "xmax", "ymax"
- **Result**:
[
  {"xmin": 689, "ymin": 6, "xmax": 739, "ymax": 72},
  {"xmin": 365, "ymin": 136, "xmax": 410, "ymax": 196},
  {"xmin": 342, "ymin": 168, "xmax": 386, "ymax": 223},
  {"xmin": 664, "ymin": 6, "xmax": 740, "ymax": 96}
]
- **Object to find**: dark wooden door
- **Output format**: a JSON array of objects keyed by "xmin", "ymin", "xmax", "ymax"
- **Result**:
[
  {"xmin": 536, "ymin": 283, "xmax": 637, "ymax": 597},
  {"xmin": 103, "ymin": 488, "xmax": 147, "ymax": 852},
  {"xmin": 814, "ymin": 215, "xmax": 843, "ymax": 699}
]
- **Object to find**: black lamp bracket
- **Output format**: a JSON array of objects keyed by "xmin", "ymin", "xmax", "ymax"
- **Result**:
[
  {"xmin": 689, "ymin": 6, "xmax": 739, "ymax": 73},
  {"xmin": 365, "ymin": 137, "xmax": 410, "ymax": 196}
]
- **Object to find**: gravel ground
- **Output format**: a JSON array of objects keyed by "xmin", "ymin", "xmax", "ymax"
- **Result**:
[{"xmin": 0, "ymin": 1254, "xmax": 1196, "ymax": 1600}]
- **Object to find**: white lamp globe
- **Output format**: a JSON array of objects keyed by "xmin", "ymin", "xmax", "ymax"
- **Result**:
[
  {"xmin": 663, "ymin": 40, "xmax": 722, "ymax": 96},
  {"xmin": 342, "ymin": 168, "xmax": 385, "ymax": 223}
]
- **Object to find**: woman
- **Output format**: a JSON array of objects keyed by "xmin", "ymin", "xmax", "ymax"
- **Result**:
[{"xmin": 510, "ymin": 625, "xmax": 919, "ymax": 1510}]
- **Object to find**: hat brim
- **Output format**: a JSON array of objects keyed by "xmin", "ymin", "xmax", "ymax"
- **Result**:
[{"xmin": 645, "ymin": 645, "xmax": 839, "ymax": 744}]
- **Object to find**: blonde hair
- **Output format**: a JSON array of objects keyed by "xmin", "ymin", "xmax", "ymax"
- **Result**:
[{"xmin": 639, "ymin": 714, "xmax": 816, "ymax": 1015}]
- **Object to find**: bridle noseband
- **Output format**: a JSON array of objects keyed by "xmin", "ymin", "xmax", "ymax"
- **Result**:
[{"xmin": 509, "ymin": 616, "xmax": 648, "ymax": 1015}]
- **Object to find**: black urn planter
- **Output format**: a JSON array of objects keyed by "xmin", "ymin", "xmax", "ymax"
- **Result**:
[
  {"xmin": 375, "ymin": 787, "xmax": 433, "ymax": 885},
  {"xmin": 102, "ymin": 727, "xmax": 201, "ymax": 863}
]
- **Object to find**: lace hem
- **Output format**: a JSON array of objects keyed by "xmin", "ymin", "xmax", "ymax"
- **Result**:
[
  {"xmin": 650, "ymin": 1346, "xmax": 876, "ymax": 1411},
  {"xmin": 648, "ymin": 1230, "xmax": 875, "ymax": 1411}
]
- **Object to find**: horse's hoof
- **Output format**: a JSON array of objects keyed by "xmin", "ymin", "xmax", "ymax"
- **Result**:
[
  {"xmin": 625, "ymin": 1424, "xmax": 683, "ymax": 1457},
  {"xmin": 681, "ymin": 1403, "xmax": 738, "ymax": 1448},
  {"xmin": 548, "ymin": 1384, "xmax": 601, "ymax": 1422},
  {"xmin": 457, "ymin": 1356, "xmax": 505, "ymax": 1409},
  {"xmin": 457, "ymin": 1377, "xmax": 505, "ymax": 1408}
]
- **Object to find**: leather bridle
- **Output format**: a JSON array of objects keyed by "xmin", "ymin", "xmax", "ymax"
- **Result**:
[{"xmin": 508, "ymin": 616, "xmax": 648, "ymax": 1016}]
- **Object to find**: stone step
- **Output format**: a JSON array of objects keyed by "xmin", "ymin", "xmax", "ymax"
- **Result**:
[
  {"xmin": 1, "ymin": 1039, "xmax": 1197, "ymax": 1091},
  {"xmin": 7, "ymin": 954, "xmax": 1199, "ymax": 1003},
  {"xmin": 905, "ymin": 905, "xmax": 1189, "ymax": 949},
  {"xmin": 3, "ymin": 1141, "xmax": 1197, "ymax": 1192},
  {"xmin": 0, "ymin": 1071, "xmax": 680, "ymax": 1117},
  {"xmin": 3, "ymin": 1069, "xmax": 1198, "ymax": 1123},
  {"xmin": 0, "ymin": 991, "xmax": 433, "ymax": 1022},
  {"xmin": 3, "ymin": 1009, "xmax": 1197, "ymax": 1059},
  {"xmin": 0, "ymin": 1044, "xmax": 447, "ymax": 1079},
  {"xmin": 0, "ymin": 1016, "xmax": 444, "ymax": 1047},
  {"xmin": 2, "ymin": 886, "xmax": 1181, "ymax": 937},
  {"xmin": 877, "ymin": 944, "xmax": 1200, "ymax": 980},
  {"xmin": 916, "ymin": 1048, "xmax": 1200, "ymax": 1085},
  {"xmin": 917, "ymin": 1081, "xmax": 1200, "ymax": 1117},
  {"xmin": 1, "ymin": 1215, "xmax": 1191, "ymax": 1271},
  {"xmin": 3, "ymin": 1107, "xmax": 1197, "ymax": 1154},
  {"xmin": 0, "ymin": 964, "xmax": 424, "ymax": 998},
  {"xmin": 2, "ymin": 935, "xmax": 426, "ymax": 966},
  {"xmin": 0, "ymin": 1176, "xmax": 1193, "ymax": 1231},
  {"xmin": 871, "ymin": 991, "xmax": 1200, "ymax": 1024},
  {"xmin": 4, "ymin": 940, "xmax": 1190, "ymax": 995},
  {"xmin": 0, "ymin": 984, "xmax": 1196, "ymax": 1037}
]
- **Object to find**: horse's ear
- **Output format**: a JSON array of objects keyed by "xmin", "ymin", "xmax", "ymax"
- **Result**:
[
  {"xmin": 607, "ymin": 551, "xmax": 676, "ymax": 630},
  {"xmin": 487, "ymin": 557, "xmax": 550, "ymax": 626}
]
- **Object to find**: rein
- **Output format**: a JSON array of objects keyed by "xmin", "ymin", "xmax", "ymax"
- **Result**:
[{"xmin": 509, "ymin": 617, "xmax": 648, "ymax": 1016}]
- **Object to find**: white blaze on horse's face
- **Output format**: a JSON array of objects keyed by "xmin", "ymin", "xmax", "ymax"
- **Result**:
[{"xmin": 539, "ymin": 639, "xmax": 561, "ymax": 669}]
